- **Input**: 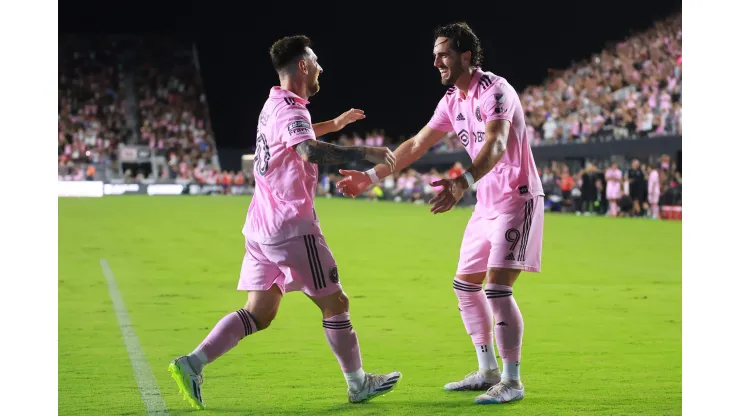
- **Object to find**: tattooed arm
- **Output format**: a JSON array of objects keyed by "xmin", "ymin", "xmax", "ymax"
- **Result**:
[
  {"xmin": 294, "ymin": 140, "xmax": 365, "ymax": 165},
  {"xmin": 294, "ymin": 140, "xmax": 396, "ymax": 170}
]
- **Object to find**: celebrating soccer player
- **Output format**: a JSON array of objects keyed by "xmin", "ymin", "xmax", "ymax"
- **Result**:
[
  {"xmin": 168, "ymin": 35, "xmax": 401, "ymax": 410},
  {"xmin": 337, "ymin": 22, "xmax": 544, "ymax": 404}
]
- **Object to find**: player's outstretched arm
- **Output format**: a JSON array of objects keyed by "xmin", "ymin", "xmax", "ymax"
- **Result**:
[
  {"xmin": 294, "ymin": 140, "xmax": 396, "ymax": 169},
  {"xmin": 335, "ymin": 126, "xmax": 446, "ymax": 197},
  {"xmin": 374, "ymin": 126, "xmax": 446, "ymax": 179},
  {"xmin": 312, "ymin": 108, "xmax": 366, "ymax": 137}
]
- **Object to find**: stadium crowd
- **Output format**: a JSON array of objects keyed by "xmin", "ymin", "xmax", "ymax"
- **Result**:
[
  {"xmin": 59, "ymin": 13, "xmax": 681, "ymax": 214},
  {"xmin": 332, "ymin": 13, "xmax": 682, "ymax": 151},
  {"xmin": 58, "ymin": 37, "xmax": 130, "ymax": 181},
  {"xmin": 58, "ymin": 36, "xmax": 220, "ymax": 182},
  {"xmin": 133, "ymin": 38, "xmax": 220, "ymax": 182}
]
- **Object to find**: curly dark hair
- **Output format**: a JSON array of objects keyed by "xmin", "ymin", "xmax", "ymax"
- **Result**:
[
  {"xmin": 269, "ymin": 35, "xmax": 312, "ymax": 72},
  {"xmin": 434, "ymin": 22, "xmax": 483, "ymax": 67}
]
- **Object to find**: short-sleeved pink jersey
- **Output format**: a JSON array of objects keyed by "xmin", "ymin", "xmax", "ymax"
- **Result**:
[
  {"xmin": 243, "ymin": 87, "xmax": 322, "ymax": 244},
  {"xmin": 427, "ymin": 68, "xmax": 544, "ymax": 218}
]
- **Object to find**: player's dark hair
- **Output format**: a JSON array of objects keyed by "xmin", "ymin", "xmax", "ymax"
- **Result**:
[
  {"xmin": 269, "ymin": 35, "xmax": 312, "ymax": 73},
  {"xmin": 434, "ymin": 22, "xmax": 483, "ymax": 67}
]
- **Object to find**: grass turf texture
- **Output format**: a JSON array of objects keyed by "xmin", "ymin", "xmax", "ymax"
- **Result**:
[{"xmin": 59, "ymin": 196, "xmax": 681, "ymax": 415}]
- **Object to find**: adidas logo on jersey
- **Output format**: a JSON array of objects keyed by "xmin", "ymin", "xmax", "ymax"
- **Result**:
[
  {"xmin": 505, "ymin": 252, "xmax": 515, "ymax": 261},
  {"xmin": 456, "ymin": 113, "xmax": 465, "ymax": 121}
]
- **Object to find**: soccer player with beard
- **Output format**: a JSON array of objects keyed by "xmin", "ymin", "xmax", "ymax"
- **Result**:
[
  {"xmin": 168, "ymin": 35, "xmax": 401, "ymax": 410},
  {"xmin": 337, "ymin": 23, "xmax": 544, "ymax": 405}
]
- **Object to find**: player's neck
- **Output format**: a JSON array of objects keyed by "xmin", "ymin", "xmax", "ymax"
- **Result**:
[
  {"xmin": 455, "ymin": 68, "xmax": 476, "ymax": 99},
  {"xmin": 279, "ymin": 78, "xmax": 309, "ymax": 101}
]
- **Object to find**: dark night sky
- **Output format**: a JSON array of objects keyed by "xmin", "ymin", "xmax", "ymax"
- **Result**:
[{"xmin": 60, "ymin": 0, "xmax": 681, "ymax": 152}]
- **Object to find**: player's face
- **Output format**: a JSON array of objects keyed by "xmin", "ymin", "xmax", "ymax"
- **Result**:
[
  {"xmin": 433, "ymin": 37, "xmax": 465, "ymax": 86},
  {"xmin": 304, "ymin": 48, "xmax": 323, "ymax": 96}
]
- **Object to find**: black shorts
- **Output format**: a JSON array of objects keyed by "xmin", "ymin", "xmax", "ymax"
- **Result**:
[{"xmin": 630, "ymin": 189, "xmax": 646, "ymax": 204}]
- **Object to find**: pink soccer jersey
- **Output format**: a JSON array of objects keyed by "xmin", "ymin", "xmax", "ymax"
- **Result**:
[
  {"xmin": 243, "ymin": 87, "xmax": 322, "ymax": 244},
  {"xmin": 648, "ymin": 169, "xmax": 661, "ymax": 202},
  {"xmin": 605, "ymin": 168, "xmax": 622, "ymax": 200},
  {"xmin": 427, "ymin": 68, "xmax": 544, "ymax": 219}
]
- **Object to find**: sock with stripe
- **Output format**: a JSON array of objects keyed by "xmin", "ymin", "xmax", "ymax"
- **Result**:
[
  {"xmin": 453, "ymin": 278, "xmax": 498, "ymax": 373},
  {"xmin": 187, "ymin": 309, "xmax": 259, "ymax": 374},
  {"xmin": 323, "ymin": 312, "xmax": 365, "ymax": 391},
  {"xmin": 485, "ymin": 283, "xmax": 523, "ymax": 382}
]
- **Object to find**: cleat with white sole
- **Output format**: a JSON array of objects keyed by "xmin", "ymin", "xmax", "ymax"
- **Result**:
[
  {"xmin": 444, "ymin": 369, "xmax": 501, "ymax": 391},
  {"xmin": 348, "ymin": 371, "xmax": 402, "ymax": 403},
  {"xmin": 474, "ymin": 380, "xmax": 525, "ymax": 404},
  {"xmin": 168, "ymin": 356, "xmax": 205, "ymax": 410}
]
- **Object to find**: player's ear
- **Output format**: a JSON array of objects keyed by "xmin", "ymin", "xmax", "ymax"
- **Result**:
[
  {"xmin": 297, "ymin": 59, "xmax": 308, "ymax": 74},
  {"xmin": 461, "ymin": 51, "xmax": 471, "ymax": 67}
]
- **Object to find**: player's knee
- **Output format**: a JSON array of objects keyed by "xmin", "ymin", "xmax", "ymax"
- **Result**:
[
  {"xmin": 243, "ymin": 300, "xmax": 280, "ymax": 331},
  {"xmin": 243, "ymin": 307, "xmax": 277, "ymax": 331},
  {"xmin": 455, "ymin": 272, "xmax": 487, "ymax": 285},
  {"xmin": 321, "ymin": 291, "xmax": 350, "ymax": 318},
  {"xmin": 487, "ymin": 268, "xmax": 521, "ymax": 287}
]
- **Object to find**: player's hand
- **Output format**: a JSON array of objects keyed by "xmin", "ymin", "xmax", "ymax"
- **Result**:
[
  {"xmin": 362, "ymin": 147, "xmax": 396, "ymax": 172},
  {"xmin": 336, "ymin": 169, "xmax": 372, "ymax": 198},
  {"xmin": 333, "ymin": 108, "xmax": 366, "ymax": 131},
  {"xmin": 429, "ymin": 177, "xmax": 467, "ymax": 214}
]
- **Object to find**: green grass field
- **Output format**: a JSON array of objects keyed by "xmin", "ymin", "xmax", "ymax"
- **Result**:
[{"xmin": 58, "ymin": 196, "xmax": 681, "ymax": 415}]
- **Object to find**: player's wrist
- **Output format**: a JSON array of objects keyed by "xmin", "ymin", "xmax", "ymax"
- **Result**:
[
  {"xmin": 461, "ymin": 171, "xmax": 475, "ymax": 189},
  {"xmin": 365, "ymin": 168, "xmax": 380, "ymax": 184}
]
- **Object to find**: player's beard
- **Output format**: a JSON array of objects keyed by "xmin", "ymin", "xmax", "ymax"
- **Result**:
[
  {"xmin": 307, "ymin": 71, "xmax": 320, "ymax": 96},
  {"xmin": 308, "ymin": 79, "xmax": 320, "ymax": 96},
  {"xmin": 440, "ymin": 62, "xmax": 463, "ymax": 86}
]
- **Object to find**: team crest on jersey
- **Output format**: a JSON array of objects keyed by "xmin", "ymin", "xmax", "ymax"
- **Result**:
[
  {"xmin": 287, "ymin": 120, "xmax": 311, "ymax": 136},
  {"xmin": 493, "ymin": 93, "xmax": 507, "ymax": 114},
  {"xmin": 475, "ymin": 106, "xmax": 482, "ymax": 122},
  {"xmin": 457, "ymin": 129, "xmax": 469, "ymax": 147},
  {"xmin": 329, "ymin": 266, "xmax": 339, "ymax": 284},
  {"xmin": 259, "ymin": 109, "xmax": 269, "ymax": 126}
]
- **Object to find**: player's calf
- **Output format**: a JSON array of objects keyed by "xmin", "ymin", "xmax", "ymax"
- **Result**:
[
  {"xmin": 185, "ymin": 287, "xmax": 281, "ymax": 373},
  {"xmin": 169, "ymin": 286, "xmax": 282, "ymax": 409},
  {"xmin": 452, "ymin": 276, "xmax": 499, "ymax": 376},
  {"xmin": 310, "ymin": 289, "xmax": 402, "ymax": 401},
  {"xmin": 448, "ymin": 275, "xmax": 501, "ymax": 391},
  {"xmin": 187, "ymin": 307, "xmax": 263, "ymax": 373},
  {"xmin": 485, "ymin": 269, "xmax": 524, "ymax": 386}
]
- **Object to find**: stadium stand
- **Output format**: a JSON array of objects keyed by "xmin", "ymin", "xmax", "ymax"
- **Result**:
[{"xmin": 58, "ymin": 13, "xmax": 680, "ymax": 217}]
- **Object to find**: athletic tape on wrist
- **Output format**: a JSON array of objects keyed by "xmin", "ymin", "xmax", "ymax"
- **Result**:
[
  {"xmin": 366, "ymin": 168, "xmax": 380, "ymax": 183},
  {"xmin": 463, "ymin": 171, "xmax": 475, "ymax": 187}
]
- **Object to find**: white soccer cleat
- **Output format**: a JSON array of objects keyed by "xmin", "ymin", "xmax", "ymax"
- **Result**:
[
  {"xmin": 348, "ymin": 371, "xmax": 402, "ymax": 403},
  {"xmin": 474, "ymin": 380, "xmax": 525, "ymax": 404},
  {"xmin": 168, "ymin": 356, "xmax": 205, "ymax": 410},
  {"xmin": 444, "ymin": 369, "xmax": 501, "ymax": 391}
]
